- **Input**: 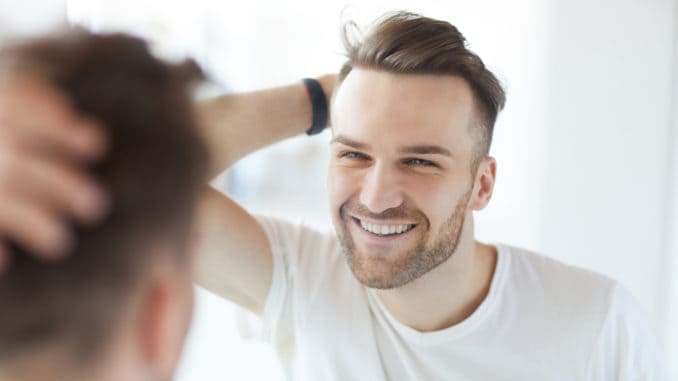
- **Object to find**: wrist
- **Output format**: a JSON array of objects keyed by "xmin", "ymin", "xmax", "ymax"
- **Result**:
[{"xmin": 302, "ymin": 75, "xmax": 336, "ymax": 135}]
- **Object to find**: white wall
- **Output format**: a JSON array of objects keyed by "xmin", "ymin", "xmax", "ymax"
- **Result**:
[
  {"xmin": 541, "ymin": 0, "xmax": 676, "ymax": 358},
  {"xmin": 0, "ymin": 0, "xmax": 65, "ymax": 39},
  {"xmin": 667, "ymin": 0, "xmax": 678, "ymax": 371}
]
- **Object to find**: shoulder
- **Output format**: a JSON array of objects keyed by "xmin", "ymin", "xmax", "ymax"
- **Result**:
[
  {"xmin": 256, "ymin": 215, "xmax": 363, "ymax": 342},
  {"xmin": 497, "ymin": 245, "xmax": 619, "ymax": 337},
  {"xmin": 254, "ymin": 214, "xmax": 343, "ymax": 272},
  {"xmin": 500, "ymin": 244, "xmax": 618, "ymax": 305},
  {"xmin": 498, "ymin": 245, "xmax": 668, "ymax": 378},
  {"xmin": 587, "ymin": 282, "xmax": 668, "ymax": 378}
]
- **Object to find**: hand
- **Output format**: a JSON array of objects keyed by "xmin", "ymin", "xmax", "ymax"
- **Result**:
[{"xmin": 0, "ymin": 75, "xmax": 109, "ymax": 271}]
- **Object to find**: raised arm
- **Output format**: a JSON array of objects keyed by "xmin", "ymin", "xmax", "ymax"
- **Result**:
[
  {"xmin": 191, "ymin": 75, "xmax": 334, "ymax": 314},
  {"xmin": 197, "ymin": 75, "xmax": 335, "ymax": 176}
]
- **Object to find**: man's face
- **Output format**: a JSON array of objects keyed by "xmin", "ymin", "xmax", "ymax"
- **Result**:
[{"xmin": 328, "ymin": 69, "xmax": 479, "ymax": 289}]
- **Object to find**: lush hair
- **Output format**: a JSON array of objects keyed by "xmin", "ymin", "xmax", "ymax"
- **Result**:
[
  {"xmin": 339, "ymin": 12, "xmax": 506, "ymax": 170},
  {"xmin": 0, "ymin": 31, "xmax": 208, "ymax": 362}
]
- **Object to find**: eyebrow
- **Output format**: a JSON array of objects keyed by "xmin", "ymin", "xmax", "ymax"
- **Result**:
[
  {"xmin": 330, "ymin": 135, "xmax": 371, "ymax": 150},
  {"xmin": 398, "ymin": 145, "xmax": 452, "ymax": 157},
  {"xmin": 331, "ymin": 134, "xmax": 453, "ymax": 158}
]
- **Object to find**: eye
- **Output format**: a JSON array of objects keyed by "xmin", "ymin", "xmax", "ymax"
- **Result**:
[
  {"xmin": 404, "ymin": 158, "xmax": 436, "ymax": 167},
  {"xmin": 340, "ymin": 151, "xmax": 369, "ymax": 160}
]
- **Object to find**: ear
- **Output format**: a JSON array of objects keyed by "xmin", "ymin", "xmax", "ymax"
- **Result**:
[
  {"xmin": 138, "ymin": 270, "xmax": 193, "ymax": 378},
  {"xmin": 469, "ymin": 156, "xmax": 497, "ymax": 211}
]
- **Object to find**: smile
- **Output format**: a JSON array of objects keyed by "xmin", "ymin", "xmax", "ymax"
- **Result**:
[{"xmin": 355, "ymin": 218, "xmax": 416, "ymax": 236}]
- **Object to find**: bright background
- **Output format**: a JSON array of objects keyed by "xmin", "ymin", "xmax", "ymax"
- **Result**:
[{"xmin": 1, "ymin": 0, "xmax": 676, "ymax": 379}]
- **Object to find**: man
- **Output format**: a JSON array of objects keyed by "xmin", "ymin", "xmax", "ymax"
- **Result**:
[
  {"xmin": 0, "ymin": 31, "xmax": 208, "ymax": 381},
  {"xmin": 0, "ymin": 12, "xmax": 668, "ymax": 380}
]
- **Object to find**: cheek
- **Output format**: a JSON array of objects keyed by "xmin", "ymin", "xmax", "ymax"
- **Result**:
[
  {"xmin": 328, "ymin": 165, "xmax": 362, "ymax": 209},
  {"xmin": 403, "ymin": 175, "xmax": 463, "ymax": 223}
]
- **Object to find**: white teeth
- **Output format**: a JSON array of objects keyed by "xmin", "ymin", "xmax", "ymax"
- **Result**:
[{"xmin": 359, "ymin": 220, "xmax": 414, "ymax": 236}]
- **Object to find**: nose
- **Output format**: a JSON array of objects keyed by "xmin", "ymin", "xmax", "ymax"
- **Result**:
[{"xmin": 359, "ymin": 162, "xmax": 404, "ymax": 214}]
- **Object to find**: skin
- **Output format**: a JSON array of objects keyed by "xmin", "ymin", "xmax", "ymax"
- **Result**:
[
  {"xmin": 330, "ymin": 69, "xmax": 478, "ymax": 289},
  {"xmin": 329, "ymin": 69, "xmax": 499, "ymax": 330}
]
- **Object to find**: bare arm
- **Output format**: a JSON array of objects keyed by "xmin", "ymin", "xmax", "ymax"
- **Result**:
[
  {"xmin": 192, "ymin": 75, "xmax": 335, "ymax": 314},
  {"xmin": 197, "ymin": 75, "xmax": 335, "ymax": 176}
]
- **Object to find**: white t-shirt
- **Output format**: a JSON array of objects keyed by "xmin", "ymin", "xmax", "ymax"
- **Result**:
[{"xmin": 256, "ymin": 216, "xmax": 669, "ymax": 381}]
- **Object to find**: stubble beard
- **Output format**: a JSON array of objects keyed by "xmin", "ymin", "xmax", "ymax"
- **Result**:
[{"xmin": 336, "ymin": 186, "xmax": 473, "ymax": 289}]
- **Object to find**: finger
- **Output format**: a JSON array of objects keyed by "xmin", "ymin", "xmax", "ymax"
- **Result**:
[
  {"xmin": 0, "ymin": 77, "xmax": 107, "ymax": 161},
  {"xmin": 26, "ymin": 116, "xmax": 108, "ymax": 162},
  {"xmin": 0, "ymin": 150, "xmax": 110, "ymax": 224},
  {"xmin": 0, "ymin": 200, "xmax": 73, "ymax": 260}
]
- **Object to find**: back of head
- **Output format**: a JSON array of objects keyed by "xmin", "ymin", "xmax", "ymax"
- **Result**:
[
  {"xmin": 0, "ymin": 30, "xmax": 208, "ymax": 367},
  {"xmin": 339, "ymin": 11, "xmax": 506, "ymax": 169}
]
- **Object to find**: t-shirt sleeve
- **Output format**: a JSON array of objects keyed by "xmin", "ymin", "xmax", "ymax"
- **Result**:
[
  {"xmin": 586, "ymin": 283, "xmax": 670, "ymax": 380},
  {"xmin": 254, "ymin": 215, "xmax": 341, "ymax": 350}
]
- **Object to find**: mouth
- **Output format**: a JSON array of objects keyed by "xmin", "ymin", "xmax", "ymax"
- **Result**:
[{"xmin": 351, "ymin": 217, "xmax": 417, "ymax": 238}]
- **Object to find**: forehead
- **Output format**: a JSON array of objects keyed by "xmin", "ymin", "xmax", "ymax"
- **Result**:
[{"xmin": 332, "ymin": 68, "xmax": 476, "ymax": 152}]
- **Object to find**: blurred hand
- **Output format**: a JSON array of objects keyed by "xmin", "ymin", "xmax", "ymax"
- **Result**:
[{"xmin": 0, "ymin": 75, "xmax": 109, "ymax": 271}]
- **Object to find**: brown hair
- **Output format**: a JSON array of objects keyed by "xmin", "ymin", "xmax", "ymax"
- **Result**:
[
  {"xmin": 0, "ymin": 31, "xmax": 208, "ymax": 362},
  {"xmin": 338, "ymin": 12, "xmax": 506, "ymax": 171}
]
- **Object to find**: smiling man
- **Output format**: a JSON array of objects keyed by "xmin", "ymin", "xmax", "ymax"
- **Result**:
[
  {"xmin": 0, "ymin": 11, "xmax": 669, "ymax": 381},
  {"xmin": 192, "ymin": 13, "xmax": 665, "ymax": 379},
  {"xmin": 329, "ymin": 72, "xmax": 492, "ymax": 298}
]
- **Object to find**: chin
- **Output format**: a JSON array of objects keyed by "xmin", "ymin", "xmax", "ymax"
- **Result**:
[
  {"xmin": 345, "ymin": 247, "xmax": 419, "ymax": 289},
  {"xmin": 351, "ymin": 265, "xmax": 400, "ymax": 289}
]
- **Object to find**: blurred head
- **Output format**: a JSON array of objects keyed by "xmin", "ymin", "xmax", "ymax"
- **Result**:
[
  {"xmin": 328, "ymin": 12, "xmax": 506, "ymax": 289},
  {"xmin": 0, "ymin": 31, "xmax": 208, "ymax": 381}
]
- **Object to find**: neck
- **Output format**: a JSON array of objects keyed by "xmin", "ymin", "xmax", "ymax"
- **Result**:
[
  {"xmin": 0, "ymin": 341, "xmax": 140, "ymax": 381},
  {"xmin": 375, "ymin": 215, "xmax": 497, "ymax": 332}
]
